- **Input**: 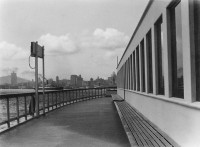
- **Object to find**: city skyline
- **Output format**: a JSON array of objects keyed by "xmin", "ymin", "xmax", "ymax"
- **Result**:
[
  {"xmin": 0, "ymin": 71, "xmax": 116, "ymax": 89},
  {"xmin": 0, "ymin": 70, "xmax": 116, "ymax": 83},
  {"xmin": 0, "ymin": 0, "xmax": 148, "ymax": 80}
]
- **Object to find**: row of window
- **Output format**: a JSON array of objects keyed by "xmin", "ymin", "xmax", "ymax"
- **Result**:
[{"xmin": 117, "ymin": 0, "xmax": 200, "ymax": 101}]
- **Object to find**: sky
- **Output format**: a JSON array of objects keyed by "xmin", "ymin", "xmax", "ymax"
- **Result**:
[{"xmin": 0, "ymin": 0, "xmax": 148, "ymax": 81}]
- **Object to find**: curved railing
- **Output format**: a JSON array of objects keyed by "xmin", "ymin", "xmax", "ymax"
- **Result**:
[{"xmin": 0, "ymin": 87, "xmax": 117, "ymax": 133}]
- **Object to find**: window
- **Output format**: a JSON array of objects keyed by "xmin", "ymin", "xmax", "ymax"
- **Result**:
[
  {"xmin": 140, "ymin": 39, "xmax": 146, "ymax": 92},
  {"xmin": 155, "ymin": 16, "xmax": 165, "ymax": 95},
  {"xmin": 146, "ymin": 30, "xmax": 153, "ymax": 93},
  {"xmin": 133, "ymin": 51, "xmax": 136, "ymax": 90},
  {"xmin": 169, "ymin": 1, "xmax": 184, "ymax": 98},
  {"xmin": 127, "ymin": 59, "xmax": 130, "ymax": 89},
  {"xmin": 130, "ymin": 54, "xmax": 133, "ymax": 90},
  {"xmin": 128, "ymin": 57, "xmax": 131, "ymax": 89},
  {"xmin": 126, "ymin": 61, "xmax": 128, "ymax": 89},
  {"xmin": 194, "ymin": 0, "xmax": 200, "ymax": 101},
  {"xmin": 136, "ymin": 46, "xmax": 140, "ymax": 91},
  {"xmin": 122, "ymin": 64, "xmax": 125, "ymax": 89}
]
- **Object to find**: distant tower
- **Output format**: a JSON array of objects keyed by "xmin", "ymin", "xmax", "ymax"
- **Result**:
[
  {"xmin": 56, "ymin": 76, "xmax": 59, "ymax": 85},
  {"xmin": 11, "ymin": 71, "xmax": 17, "ymax": 85}
]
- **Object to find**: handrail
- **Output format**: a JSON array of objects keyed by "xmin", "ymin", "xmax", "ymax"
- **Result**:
[
  {"xmin": 0, "ymin": 86, "xmax": 117, "ymax": 99},
  {"xmin": 0, "ymin": 86, "xmax": 117, "ymax": 133}
]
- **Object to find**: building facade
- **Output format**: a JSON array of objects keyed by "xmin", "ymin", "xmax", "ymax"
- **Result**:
[
  {"xmin": 70, "ymin": 75, "xmax": 83, "ymax": 88},
  {"xmin": 117, "ymin": 0, "xmax": 200, "ymax": 146}
]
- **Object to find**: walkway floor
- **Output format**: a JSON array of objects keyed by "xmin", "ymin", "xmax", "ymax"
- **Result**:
[{"xmin": 0, "ymin": 97, "xmax": 130, "ymax": 147}]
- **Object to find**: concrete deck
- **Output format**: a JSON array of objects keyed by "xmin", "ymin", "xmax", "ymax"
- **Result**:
[{"xmin": 0, "ymin": 97, "xmax": 130, "ymax": 147}]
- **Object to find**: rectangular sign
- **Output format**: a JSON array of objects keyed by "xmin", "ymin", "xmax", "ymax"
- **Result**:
[
  {"xmin": 30, "ymin": 42, "xmax": 44, "ymax": 58},
  {"xmin": 37, "ymin": 45, "xmax": 44, "ymax": 58}
]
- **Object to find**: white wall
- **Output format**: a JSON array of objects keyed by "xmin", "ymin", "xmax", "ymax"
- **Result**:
[{"xmin": 118, "ymin": 89, "xmax": 200, "ymax": 147}]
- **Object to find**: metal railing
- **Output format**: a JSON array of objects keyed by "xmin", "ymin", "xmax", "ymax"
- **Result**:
[{"xmin": 0, "ymin": 87, "xmax": 116, "ymax": 133}]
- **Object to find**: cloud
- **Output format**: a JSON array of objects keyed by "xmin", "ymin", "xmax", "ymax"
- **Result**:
[
  {"xmin": 0, "ymin": 41, "xmax": 28, "ymax": 60},
  {"xmin": 37, "ymin": 28, "xmax": 128, "ymax": 56},
  {"xmin": 80, "ymin": 28, "xmax": 129, "ymax": 51},
  {"xmin": 38, "ymin": 33, "xmax": 79, "ymax": 56},
  {"xmin": 92, "ymin": 28, "xmax": 129, "ymax": 50}
]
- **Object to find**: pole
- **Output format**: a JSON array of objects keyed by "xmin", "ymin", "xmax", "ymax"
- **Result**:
[
  {"xmin": 35, "ymin": 42, "xmax": 39, "ymax": 117},
  {"xmin": 42, "ymin": 46, "xmax": 45, "ymax": 115},
  {"xmin": 117, "ymin": 56, "xmax": 118, "ymax": 68}
]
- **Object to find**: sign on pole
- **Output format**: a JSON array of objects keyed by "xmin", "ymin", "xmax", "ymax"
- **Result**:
[{"xmin": 30, "ymin": 41, "xmax": 45, "ymax": 117}]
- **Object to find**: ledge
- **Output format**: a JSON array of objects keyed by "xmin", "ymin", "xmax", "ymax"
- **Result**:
[{"xmin": 117, "ymin": 88, "xmax": 200, "ymax": 111}]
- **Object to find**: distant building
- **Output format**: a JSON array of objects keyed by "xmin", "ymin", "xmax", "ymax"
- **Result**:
[
  {"xmin": 77, "ymin": 75, "xmax": 83, "ymax": 87},
  {"xmin": 56, "ymin": 76, "xmax": 59, "ymax": 86},
  {"xmin": 70, "ymin": 75, "xmax": 77, "ymax": 87},
  {"xmin": 70, "ymin": 75, "xmax": 83, "ymax": 88},
  {"xmin": 11, "ymin": 72, "xmax": 17, "ymax": 86},
  {"xmin": 88, "ymin": 78, "xmax": 94, "ymax": 88}
]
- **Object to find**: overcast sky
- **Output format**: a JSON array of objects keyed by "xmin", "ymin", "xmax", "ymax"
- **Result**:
[{"xmin": 0, "ymin": 0, "xmax": 148, "ymax": 81}]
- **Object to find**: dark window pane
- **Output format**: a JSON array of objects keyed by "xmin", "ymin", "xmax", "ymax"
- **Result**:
[
  {"xmin": 146, "ymin": 30, "xmax": 153, "ymax": 93},
  {"xmin": 129, "ymin": 57, "xmax": 131, "ymax": 89},
  {"xmin": 140, "ymin": 39, "xmax": 146, "ymax": 92},
  {"xmin": 194, "ymin": 0, "xmax": 200, "ymax": 101},
  {"xmin": 169, "ymin": 1, "xmax": 184, "ymax": 98},
  {"xmin": 130, "ymin": 54, "xmax": 133, "ymax": 90},
  {"xmin": 136, "ymin": 46, "xmax": 140, "ymax": 91},
  {"xmin": 133, "ymin": 52, "xmax": 136, "ymax": 90},
  {"xmin": 155, "ymin": 16, "xmax": 165, "ymax": 95}
]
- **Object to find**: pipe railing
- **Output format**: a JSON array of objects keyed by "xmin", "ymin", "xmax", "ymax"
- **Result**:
[{"xmin": 0, "ymin": 86, "xmax": 116, "ymax": 133}]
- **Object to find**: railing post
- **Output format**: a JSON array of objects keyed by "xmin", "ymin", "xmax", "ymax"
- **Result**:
[
  {"xmin": 92, "ymin": 88, "xmax": 93, "ymax": 99},
  {"xmin": 85, "ymin": 89, "xmax": 87, "ymax": 100},
  {"xmin": 77, "ymin": 90, "xmax": 79, "ymax": 102},
  {"xmin": 56, "ymin": 92, "xmax": 58, "ymax": 109},
  {"xmin": 89, "ymin": 89, "xmax": 90, "ymax": 99},
  {"xmin": 60, "ymin": 91, "xmax": 62, "ymax": 106},
  {"xmin": 24, "ymin": 96, "xmax": 27, "ymax": 121},
  {"xmin": 43, "ymin": 93, "xmax": 45, "ymax": 115},
  {"xmin": 47, "ymin": 93, "xmax": 49, "ymax": 112},
  {"xmin": 73, "ymin": 90, "xmax": 74, "ymax": 103},
  {"xmin": 88, "ymin": 89, "xmax": 90, "ymax": 99},
  {"xmin": 94, "ymin": 88, "xmax": 96, "ymax": 99},
  {"xmin": 6, "ymin": 98, "xmax": 10, "ymax": 129},
  {"xmin": 72, "ymin": 90, "xmax": 73, "ymax": 103},
  {"xmin": 58, "ymin": 92, "xmax": 60, "ymax": 106},
  {"xmin": 93, "ymin": 89, "xmax": 94, "ymax": 98},
  {"xmin": 16, "ymin": 96, "xmax": 19, "ymax": 124},
  {"xmin": 84, "ymin": 89, "xmax": 86, "ymax": 100},
  {"xmin": 69, "ymin": 90, "xmax": 71, "ymax": 104},
  {"xmin": 63, "ymin": 91, "xmax": 64, "ymax": 106},
  {"xmin": 79, "ymin": 89, "xmax": 81, "ymax": 101},
  {"xmin": 81, "ymin": 89, "xmax": 83, "ymax": 100},
  {"xmin": 76, "ymin": 90, "xmax": 78, "ymax": 102},
  {"xmin": 76, "ymin": 90, "xmax": 77, "ymax": 102},
  {"xmin": 51, "ymin": 93, "xmax": 53, "ymax": 109},
  {"xmin": 58, "ymin": 92, "xmax": 60, "ymax": 107},
  {"xmin": 57, "ymin": 92, "xmax": 59, "ymax": 107}
]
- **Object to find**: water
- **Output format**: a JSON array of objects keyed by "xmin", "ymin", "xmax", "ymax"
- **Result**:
[
  {"xmin": 0, "ymin": 89, "xmax": 33, "ymax": 121},
  {"xmin": 0, "ymin": 89, "xmax": 72, "ymax": 122}
]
